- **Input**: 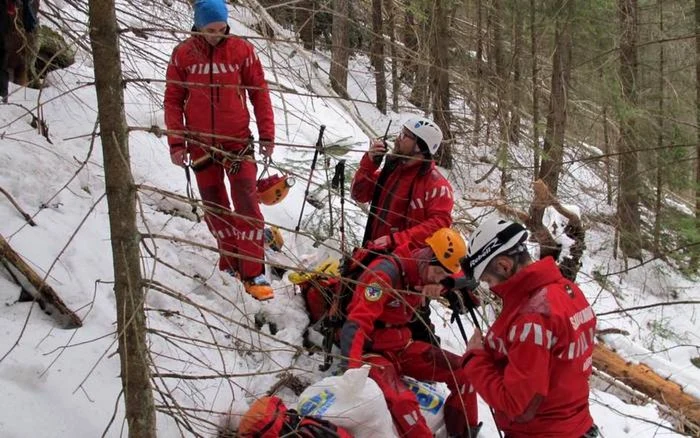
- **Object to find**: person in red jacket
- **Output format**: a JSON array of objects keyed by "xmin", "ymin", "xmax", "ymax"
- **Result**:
[
  {"xmin": 351, "ymin": 116, "xmax": 453, "ymax": 249},
  {"xmin": 351, "ymin": 116, "xmax": 454, "ymax": 345},
  {"xmin": 462, "ymin": 218, "xmax": 598, "ymax": 438},
  {"xmin": 340, "ymin": 228, "xmax": 481, "ymax": 438},
  {"xmin": 164, "ymin": 0, "xmax": 275, "ymax": 300}
]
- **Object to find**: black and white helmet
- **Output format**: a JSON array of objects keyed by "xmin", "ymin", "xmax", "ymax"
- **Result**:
[
  {"xmin": 404, "ymin": 117, "xmax": 443, "ymax": 156},
  {"xmin": 465, "ymin": 218, "xmax": 529, "ymax": 281}
]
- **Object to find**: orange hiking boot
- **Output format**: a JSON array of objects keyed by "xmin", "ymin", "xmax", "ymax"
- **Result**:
[{"xmin": 244, "ymin": 274, "xmax": 274, "ymax": 301}]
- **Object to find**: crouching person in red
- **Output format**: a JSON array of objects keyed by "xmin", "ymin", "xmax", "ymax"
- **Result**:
[
  {"xmin": 462, "ymin": 218, "xmax": 599, "ymax": 438},
  {"xmin": 339, "ymin": 229, "xmax": 481, "ymax": 438}
]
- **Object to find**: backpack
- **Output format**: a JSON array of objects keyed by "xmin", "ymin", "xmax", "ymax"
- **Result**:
[
  {"xmin": 300, "ymin": 247, "xmax": 402, "ymax": 328},
  {"xmin": 238, "ymin": 396, "xmax": 353, "ymax": 438},
  {"xmin": 300, "ymin": 247, "xmax": 404, "ymax": 371}
]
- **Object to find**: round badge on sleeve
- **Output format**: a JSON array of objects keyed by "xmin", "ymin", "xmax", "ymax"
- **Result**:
[{"xmin": 364, "ymin": 283, "xmax": 383, "ymax": 302}]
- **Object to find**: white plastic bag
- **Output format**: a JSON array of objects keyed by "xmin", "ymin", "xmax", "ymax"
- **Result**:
[
  {"xmin": 297, "ymin": 366, "xmax": 397, "ymax": 437},
  {"xmin": 402, "ymin": 376, "xmax": 449, "ymax": 437}
]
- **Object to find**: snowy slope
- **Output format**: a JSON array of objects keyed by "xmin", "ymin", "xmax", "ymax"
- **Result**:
[{"xmin": 0, "ymin": 1, "xmax": 697, "ymax": 437}]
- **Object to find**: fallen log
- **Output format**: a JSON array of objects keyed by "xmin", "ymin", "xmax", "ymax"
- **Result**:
[
  {"xmin": 0, "ymin": 235, "xmax": 82, "ymax": 328},
  {"xmin": 593, "ymin": 343, "xmax": 700, "ymax": 434}
]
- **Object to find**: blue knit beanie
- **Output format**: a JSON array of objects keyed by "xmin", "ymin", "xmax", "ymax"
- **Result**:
[{"xmin": 193, "ymin": 0, "xmax": 228, "ymax": 29}]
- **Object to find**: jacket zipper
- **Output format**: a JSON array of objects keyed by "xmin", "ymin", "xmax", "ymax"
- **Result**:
[
  {"xmin": 376, "ymin": 166, "xmax": 405, "ymax": 232},
  {"xmin": 208, "ymin": 45, "xmax": 216, "ymax": 148}
]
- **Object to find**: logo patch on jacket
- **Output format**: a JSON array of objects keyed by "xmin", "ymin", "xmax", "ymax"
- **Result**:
[{"xmin": 364, "ymin": 283, "xmax": 383, "ymax": 302}]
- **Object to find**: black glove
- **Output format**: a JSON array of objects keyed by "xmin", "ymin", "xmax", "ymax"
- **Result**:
[{"xmin": 440, "ymin": 275, "xmax": 480, "ymax": 319}]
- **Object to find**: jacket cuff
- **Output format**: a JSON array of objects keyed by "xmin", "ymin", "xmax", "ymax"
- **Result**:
[{"xmin": 461, "ymin": 349, "xmax": 480, "ymax": 368}]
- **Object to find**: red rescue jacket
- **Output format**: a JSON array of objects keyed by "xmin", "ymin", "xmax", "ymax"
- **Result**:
[
  {"xmin": 463, "ymin": 257, "xmax": 596, "ymax": 437},
  {"xmin": 340, "ymin": 244, "xmax": 427, "ymax": 368},
  {"xmin": 350, "ymin": 153, "xmax": 453, "ymax": 247},
  {"xmin": 164, "ymin": 31, "xmax": 274, "ymax": 161}
]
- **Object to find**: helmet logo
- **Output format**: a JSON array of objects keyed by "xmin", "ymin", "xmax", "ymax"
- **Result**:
[
  {"xmin": 468, "ymin": 237, "xmax": 501, "ymax": 270},
  {"xmin": 443, "ymin": 236, "xmax": 454, "ymax": 260}
]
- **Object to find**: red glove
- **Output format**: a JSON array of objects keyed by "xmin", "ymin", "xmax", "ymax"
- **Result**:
[
  {"xmin": 170, "ymin": 145, "xmax": 186, "ymax": 167},
  {"xmin": 259, "ymin": 140, "xmax": 274, "ymax": 158}
]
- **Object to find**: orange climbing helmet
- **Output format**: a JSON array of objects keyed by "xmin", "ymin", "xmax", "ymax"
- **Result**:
[
  {"xmin": 257, "ymin": 174, "xmax": 294, "ymax": 206},
  {"xmin": 425, "ymin": 228, "xmax": 468, "ymax": 274},
  {"xmin": 264, "ymin": 226, "xmax": 284, "ymax": 252}
]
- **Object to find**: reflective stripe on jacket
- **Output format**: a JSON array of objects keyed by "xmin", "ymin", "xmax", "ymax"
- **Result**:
[{"xmin": 164, "ymin": 33, "xmax": 274, "ymax": 160}]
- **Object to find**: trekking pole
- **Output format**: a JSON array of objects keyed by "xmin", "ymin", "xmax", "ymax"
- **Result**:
[
  {"xmin": 338, "ymin": 160, "xmax": 346, "ymax": 255},
  {"xmin": 324, "ymin": 158, "xmax": 334, "ymax": 238},
  {"xmin": 183, "ymin": 151, "xmax": 200, "ymax": 222},
  {"xmin": 443, "ymin": 276, "xmax": 504, "ymax": 438},
  {"xmin": 296, "ymin": 125, "xmax": 326, "ymax": 233},
  {"xmin": 332, "ymin": 159, "xmax": 347, "ymax": 255}
]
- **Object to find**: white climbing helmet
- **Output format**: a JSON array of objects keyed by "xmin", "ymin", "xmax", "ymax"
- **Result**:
[
  {"xmin": 403, "ymin": 117, "xmax": 443, "ymax": 156},
  {"xmin": 465, "ymin": 218, "xmax": 529, "ymax": 281}
]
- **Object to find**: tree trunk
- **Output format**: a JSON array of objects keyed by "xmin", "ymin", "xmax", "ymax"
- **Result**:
[
  {"xmin": 0, "ymin": 0, "xmax": 8, "ymax": 103},
  {"xmin": 296, "ymin": 0, "xmax": 315, "ymax": 50},
  {"xmin": 603, "ymin": 105, "xmax": 613, "ymax": 206},
  {"xmin": 531, "ymin": 0, "xmax": 540, "ymax": 178},
  {"xmin": 653, "ymin": 0, "xmax": 664, "ymax": 257},
  {"xmin": 408, "ymin": 2, "xmax": 430, "ymax": 111},
  {"xmin": 87, "ymin": 1, "xmax": 156, "ymax": 436},
  {"xmin": 431, "ymin": 0, "xmax": 453, "ymax": 168},
  {"xmin": 409, "ymin": 48, "xmax": 429, "ymax": 111},
  {"xmin": 617, "ymin": 0, "xmax": 642, "ymax": 260},
  {"xmin": 387, "ymin": 0, "xmax": 399, "ymax": 112},
  {"xmin": 510, "ymin": 0, "xmax": 523, "ymax": 148},
  {"xmin": 401, "ymin": 9, "xmax": 418, "ymax": 84},
  {"xmin": 0, "ymin": 234, "xmax": 82, "ymax": 328},
  {"xmin": 538, "ymin": 0, "xmax": 572, "ymax": 195},
  {"xmin": 492, "ymin": 0, "xmax": 509, "ymax": 195},
  {"xmin": 329, "ymin": 0, "xmax": 350, "ymax": 97},
  {"xmin": 472, "ymin": 0, "xmax": 484, "ymax": 149},
  {"xmin": 695, "ymin": 0, "xmax": 700, "ymax": 269},
  {"xmin": 594, "ymin": 343, "xmax": 700, "ymax": 433},
  {"xmin": 371, "ymin": 0, "xmax": 386, "ymax": 114}
]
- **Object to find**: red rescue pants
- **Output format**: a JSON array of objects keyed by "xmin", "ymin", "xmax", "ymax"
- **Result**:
[
  {"xmin": 366, "ymin": 341, "xmax": 479, "ymax": 437},
  {"xmin": 193, "ymin": 159, "xmax": 264, "ymax": 279}
]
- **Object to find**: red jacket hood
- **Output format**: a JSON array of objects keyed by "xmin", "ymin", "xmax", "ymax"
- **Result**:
[{"xmin": 490, "ymin": 256, "xmax": 562, "ymax": 304}]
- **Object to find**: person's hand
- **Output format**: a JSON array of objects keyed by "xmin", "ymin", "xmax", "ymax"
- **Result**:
[
  {"xmin": 170, "ymin": 146, "xmax": 186, "ymax": 167},
  {"xmin": 415, "ymin": 283, "xmax": 444, "ymax": 306},
  {"xmin": 260, "ymin": 140, "xmax": 274, "ymax": 158},
  {"xmin": 367, "ymin": 235, "xmax": 391, "ymax": 250},
  {"xmin": 368, "ymin": 139, "xmax": 387, "ymax": 162},
  {"xmin": 467, "ymin": 329, "xmax": 484, "ymax": 352}
]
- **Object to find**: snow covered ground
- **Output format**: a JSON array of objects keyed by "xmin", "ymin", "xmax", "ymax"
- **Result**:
[{"xmin": 0, "ymin": 1, "xmax": 698, "ymax": 436}]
